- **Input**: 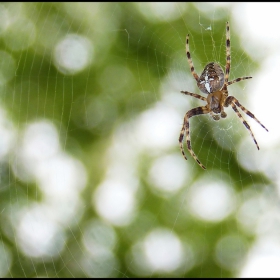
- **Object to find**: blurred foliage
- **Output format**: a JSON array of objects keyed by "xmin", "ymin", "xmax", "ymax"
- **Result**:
[{"xmin": 0, "ymin": 2, "xmax": 272, "ymax": 278}]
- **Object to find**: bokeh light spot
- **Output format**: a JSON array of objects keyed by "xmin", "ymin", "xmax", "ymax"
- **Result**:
[
  {"xmin": 22, "ymin": 121, "xmax": 60, "ymax": 162},
  {"xmin": 136, "ymin": 3, "xmax": 187, "ymax": 22},
  {"xmin": 135, "ymin": 102, "xmax": 181, "ymax": 153},
  {"xmin": 54, "ymin": 34, "xmax": 93, "ymax": 75},
  {"xmin": 240, "ymin": 236, "xmax": 280, "ymax": 277},
  {"xmin": 188, "ymin": 176, "xmax": 235, "ymax": 222},
  {"xmin": 143, "ymin": 228, "xmax": 183, "ymax": 273},
  {"xmin": 17, "ymin": 204, "xmax": 66, "ymax": 258},
  {"xmin": 93, "ymin": 180, "xmax": 136, "ymax": 226},
  {"xmin": 148, "ymin": 154, "xmax": 188, "ymax": 195}
]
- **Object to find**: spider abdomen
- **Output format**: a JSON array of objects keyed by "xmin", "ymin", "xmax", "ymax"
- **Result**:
[{"xmin": 197, "ymin": 62, "xmax": 225, "ymax": 94}]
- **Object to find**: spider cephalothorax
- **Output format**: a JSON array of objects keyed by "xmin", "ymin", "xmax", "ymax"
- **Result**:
[{"xmin": 179, "ymin": 22, "xmax": 268, "ymax": 170}]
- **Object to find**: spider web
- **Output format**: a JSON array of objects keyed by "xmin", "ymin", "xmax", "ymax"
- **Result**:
[{"xmin": 0, "ymin": 2, "xmax": 279, "ymax": 278}]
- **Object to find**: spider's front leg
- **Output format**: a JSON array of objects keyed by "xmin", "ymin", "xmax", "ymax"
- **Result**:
[
  {"xmin": 179, "ymin": 105, "xmax": 210, "ymax": 169},
  {"xmin": 185, "ymin": 34, "xmax": 199, "ymax": 82}
]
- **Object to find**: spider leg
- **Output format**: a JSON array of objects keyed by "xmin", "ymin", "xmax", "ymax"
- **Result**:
[
  {"xmin": 180, "ymin": 91, "xmax": 207, "ymax": 101},
  {"xmin": 225, "ymin": 98, "xmax": 260, "ymax": 150},
  {"xmin": 186, "ymin": 34, "xmax": 199, "ymax": 82},
  {"xmin": 225, "ymin": 96, "xmax": 268, "ymax": 132},
  {"xmin": 225, "ymin": 21, "xmax": 231, "ymax": 84},
  {"xmin": 179, "ymin": 106, "xmax": 210, "ymax": 169},
  {"xmin": 228, "ymin": 76, "xmax": 252, "ymax": 86}
]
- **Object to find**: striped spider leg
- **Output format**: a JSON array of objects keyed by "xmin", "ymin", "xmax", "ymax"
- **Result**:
[
  {"xmin": 179, "ymin": 91, "xmax": 208, "ymax": 169},
  {"xmin": 179, "ymin": 21, "xmax": 268, "ymax": 169},
  {"xmin": 224, "ymin": 96, "xmax": 268, "ymax": 150}
]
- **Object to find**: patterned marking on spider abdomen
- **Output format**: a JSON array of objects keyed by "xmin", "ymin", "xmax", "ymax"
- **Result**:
[{"xmin": 198, "ymin": 62, "xmax": 224, "ymax": 94}]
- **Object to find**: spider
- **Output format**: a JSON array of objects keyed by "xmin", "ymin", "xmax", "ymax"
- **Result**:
[{"xmin": 179, "ymin": 21, "xmax": 268, "ymax": 170}]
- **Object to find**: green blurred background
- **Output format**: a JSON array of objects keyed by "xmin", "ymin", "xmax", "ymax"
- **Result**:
[{"xmin": 0, "ymin": 2, "xmax": 277, "ymax": 278}]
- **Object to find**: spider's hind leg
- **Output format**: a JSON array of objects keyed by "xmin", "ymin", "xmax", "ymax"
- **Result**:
[
  {"xmin": 231, "ymin": 97, "xmax": 268, "ymax": 132},
  {"xmin": 225, "ymin": 96, "xmax": 263, "ymax": 150}
]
